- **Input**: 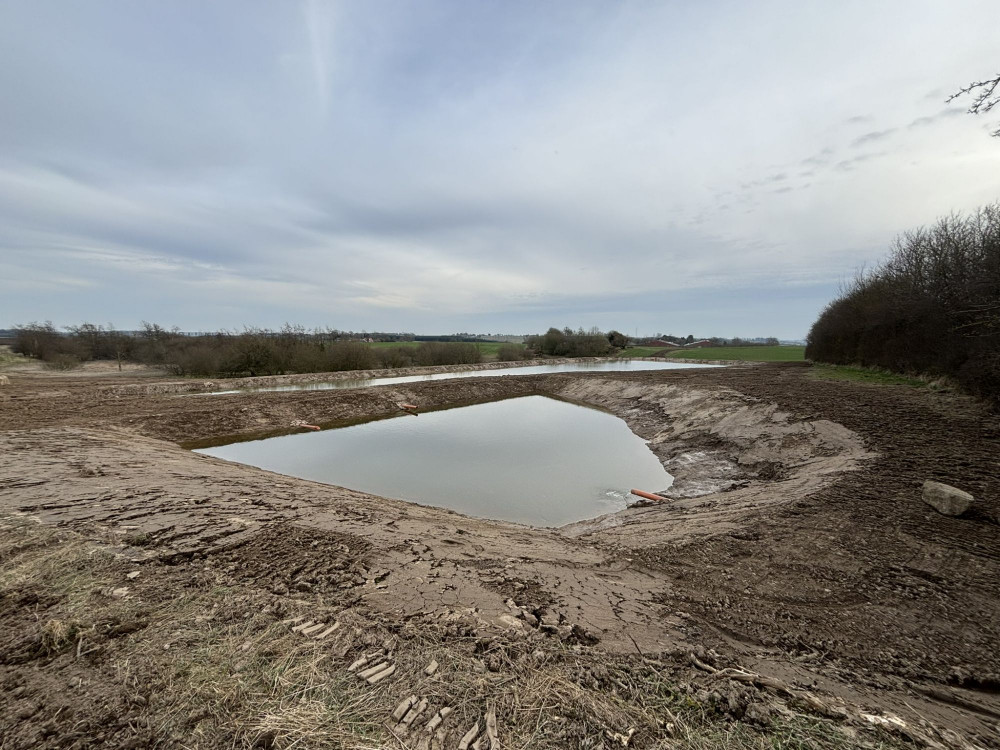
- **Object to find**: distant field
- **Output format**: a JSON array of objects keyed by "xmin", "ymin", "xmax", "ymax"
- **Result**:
[
  {"xmin": 618, "ymin": 346, "xmax": 658, "ymax": 357},
  {"xmin": 623, "ymin": 345, "xmax": 806, "ymax": 362},
  {"xmin": 367, "ymin": 341, "xmax": 506, "ymax": 357}
]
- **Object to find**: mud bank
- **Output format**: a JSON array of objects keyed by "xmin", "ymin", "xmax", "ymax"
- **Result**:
[
  {"xmin": 1, "ymin": 363, "xmax": 998, "ymax": 749},
  {"xmin": 552, "ymin": 378, "xmax": 871, "ymax": 540}
]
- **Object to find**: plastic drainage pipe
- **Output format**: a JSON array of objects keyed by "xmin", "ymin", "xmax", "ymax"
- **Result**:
[{"xmin": 630, "ymin": 489, "xmax": 664, "ymax": 502}]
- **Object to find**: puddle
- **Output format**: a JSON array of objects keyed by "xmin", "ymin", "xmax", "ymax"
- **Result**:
[
  {"xmin": 204, "ymin": 359, "xmax": 718, "ymax": 394},
  {"xmin": 194, "ymin": 395, "xmax": 672, "ymax": 526}
]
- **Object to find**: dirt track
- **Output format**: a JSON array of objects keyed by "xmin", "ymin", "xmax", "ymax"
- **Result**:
[{"xmin": 1, "ymin": 362, "xmax": 998, "ymax": 748}]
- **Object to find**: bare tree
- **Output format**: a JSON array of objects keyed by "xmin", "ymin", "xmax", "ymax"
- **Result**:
[{"xmin": 948, "ymin": 72, "xmax": 1000, "ymax": 137}]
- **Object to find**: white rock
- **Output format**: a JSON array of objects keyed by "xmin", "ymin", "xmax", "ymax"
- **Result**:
[{"xmin": 922, "ymin": 481, "xmax": 973, "ymax": 517}]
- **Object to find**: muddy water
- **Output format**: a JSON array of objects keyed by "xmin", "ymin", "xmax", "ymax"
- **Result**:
[
  {"xmin": 207, "ymin": 359, "xmax": 716, "ymax": 395},
  {"xmin": 195, "ymin": 395, "xmax": 672, "ymax": 526}
]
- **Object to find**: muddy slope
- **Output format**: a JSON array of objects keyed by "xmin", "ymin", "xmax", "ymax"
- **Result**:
[{"xmin": 1, "ymin": 363, "xmax": 999, "ymax": 748}]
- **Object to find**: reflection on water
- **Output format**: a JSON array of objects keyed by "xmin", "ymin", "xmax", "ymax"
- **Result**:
[
  {"xmin": 195, "ymin": 395, "xmax": 671, "ymax": 527},
  {"xmin": 207, "ymin": 359, "xmax": 718, "ymax": 394}
]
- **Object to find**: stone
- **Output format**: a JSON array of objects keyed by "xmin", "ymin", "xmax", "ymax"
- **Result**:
[
  {"xmin": 922, "ymin": 481, "xmax": 973, "ymax": 517},
  {"xmin": 0, "ymin": 375, "xmax": 10, "ymax": 386},
  {"xmin": 744, "ymin": 703, "xmax": 773, "ymax": 725},
  {"xmin": 498, "ymin": 614, "xmax": 524, "ymax": 630}
]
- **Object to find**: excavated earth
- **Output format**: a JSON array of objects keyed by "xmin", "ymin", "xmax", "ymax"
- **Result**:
[{"xmin": 1, "ymin": 361, "xmax": 999, "ymax": 748}]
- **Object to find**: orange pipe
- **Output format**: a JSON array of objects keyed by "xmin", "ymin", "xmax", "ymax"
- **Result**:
[
  {"xmin": 400, "ymin": 403, "xmax": 418, "ymax": 410},
  {"xmin": 299, "ymin": 424, "xmax": 321, "ymax": 431},
  {"xmin": 630, "ymin": 489, "xmax": 663, "ymax": 502}
]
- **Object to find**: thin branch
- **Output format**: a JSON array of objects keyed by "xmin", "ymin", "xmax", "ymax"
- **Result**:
[{"xmin": 948, "ymin": 73, "xmax": 1000, "ymax": 137}]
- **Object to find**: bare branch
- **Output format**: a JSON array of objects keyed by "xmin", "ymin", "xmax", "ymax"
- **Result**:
[{"xmin": 948, "ymin": 73, "xmax": 1000, "ymax": 137}]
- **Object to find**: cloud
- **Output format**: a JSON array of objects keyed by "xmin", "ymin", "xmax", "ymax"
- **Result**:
[
  {"xmin": 801, "ymin": 147, "xmax": 835, "ymax": 167},
  {"xmin": 851, "ymin": 129, "xmax": 897, "ymax": 147},
  {"xmin": 0, "ymin": 1, "xmax": 998, "ymax": 339}
]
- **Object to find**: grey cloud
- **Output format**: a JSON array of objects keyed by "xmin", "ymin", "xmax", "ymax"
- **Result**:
[
  {"xmin": 908, "ymin": 108, "xmax": 966, "ymax": 129},
  {"xmin": 834, "ymin": 152, "xmax": 886, "ymax": 171},
  {"xmin": 801, "ymin": 147, "xmax": 835, "ymax": 167},
  {"xmin": 851, "ymin": 129, "xmax": 897, "ymax": 148},
  {"xmin": 0, "ymin": 1, "xmax": 997, "ymax": 339}
]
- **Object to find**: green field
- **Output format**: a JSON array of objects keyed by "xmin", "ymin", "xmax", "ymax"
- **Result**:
[
  {"xmin": 619, "ymin": 346, "xmax": 663, "ymax": 357},
  {"xmin": 810, "ymin": 363, "xmax": 927, "ymax": 387},
  {"xmin": 367, "ymin": 340, "xmax": 507, "ymax": 358},
  {"xmin": 624, "ymin": 345, "xmax": 805, "ymax": 362}
]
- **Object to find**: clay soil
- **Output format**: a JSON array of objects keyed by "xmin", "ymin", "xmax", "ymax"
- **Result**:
[{"xmin": 0, "ymin": 361, "xmax": 998, "ymax": 749}]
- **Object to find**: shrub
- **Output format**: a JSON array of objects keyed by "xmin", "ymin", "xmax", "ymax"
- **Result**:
[
  {"xmin": 806, "ymin": 203, "xmax": 1000, "ymax": 404},
  {"xmin": 525, "ymin": 328, "xmax": 612, "ymax": 357},
  {"xmin": 43, "ymin": 354, "xmax": 82, "ymax": 371},
  {"xmin": 496, "ymin": 344, "xmax": 530, "ymax": 361},
  {"xmin": 413, "ymin": 342, "xmax": 481, "ymax": 366}
]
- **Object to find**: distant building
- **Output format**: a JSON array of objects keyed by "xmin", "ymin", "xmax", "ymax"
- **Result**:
[{"xmin": 684, "ymin": 339, "xmax": 713, "ymax": 348}]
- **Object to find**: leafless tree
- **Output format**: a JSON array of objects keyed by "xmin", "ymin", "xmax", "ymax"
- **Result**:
[{"xmin": 948, "ymin": 73, "xmax": 1000, "ymax": 137}]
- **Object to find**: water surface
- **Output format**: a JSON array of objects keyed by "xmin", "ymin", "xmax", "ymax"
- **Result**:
[
  {"xmin": 195, "ymin": 395, "xmax": 671, "ymax": 526},
  {"xmin": 208, "ymin": 358, "xmax": 717, "ymax": 394}
]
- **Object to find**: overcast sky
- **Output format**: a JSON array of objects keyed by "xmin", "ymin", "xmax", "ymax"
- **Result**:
[{"xmin": 1, "ymin": 1, "xmax": 998, "ymax": 338}]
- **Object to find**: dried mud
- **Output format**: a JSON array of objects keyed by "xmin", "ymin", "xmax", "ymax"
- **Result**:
[{"xmin": 1, "ymin": 361, "xmax": 998, "ymax": 748}]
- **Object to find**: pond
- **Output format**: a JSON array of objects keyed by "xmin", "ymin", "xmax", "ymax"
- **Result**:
[
  {"xmin": 194, "ymin": 395, "xmax": 671, "ymax": 526},
  {"xmin": 206, "ymin": 358, "xmax": 717, "ymax": 394}
]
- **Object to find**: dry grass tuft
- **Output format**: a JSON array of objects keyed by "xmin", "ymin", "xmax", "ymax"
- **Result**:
[{"xmin": 40, "ymin": 618, "xmax": 84, "ymax": 654}]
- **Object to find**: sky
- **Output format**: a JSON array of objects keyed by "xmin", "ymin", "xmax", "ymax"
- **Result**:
[{"xmin": 1, "ymin": 1, "xmax": 998, "ymax": 339}]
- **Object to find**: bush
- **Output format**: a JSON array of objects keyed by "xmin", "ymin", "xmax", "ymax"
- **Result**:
[
  {"xmin": 43, "ymin": 354, "xmax": 82, "ymax": 371},
  {"xmin": 12, "ymin": 322, "xmax": 61, "ymax": 359},
  {"xmin": 7, "ymin": 324, "xmax": 494, "ymax": 380},
  {"xmin": 496, "ymin": 344, "xmax": 530, "ymax": 361},
  {"xmin": 806, "ymin": 203, "xmax": 1000, "ymax": 404},
  {"xmin": 374, "ymin": 346, "xmax": 414, "ymax": 369},
  {"xmin": 413, "ymin": 342, "xmax": 482, "ymax": 366},
  {"xmin": 525, "ymin": 328, "xmax": 612, "ymax": 357}
]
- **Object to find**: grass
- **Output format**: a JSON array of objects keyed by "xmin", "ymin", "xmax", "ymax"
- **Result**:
[
  {"xmin": 624, "ymin": 345, "xmax": 806, "ymax": 362},
  {"xmin": 619, "ymin": 346, "xmax": 665, "ymax": 357},
  {"xmin": 810, "ymin": 364, "xmax": 929, "ymax": 388},
  {"xmin": 0, "ymin": 345, "xmax": 28, "ymax": 370},
  {"xmin": 0, "ymin": 514, "xmax": 909, "ymax": 750}
]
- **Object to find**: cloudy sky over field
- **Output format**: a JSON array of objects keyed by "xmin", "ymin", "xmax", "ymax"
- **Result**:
[{"xmin": 1, "ymin": 1, "xmax": 998, "ymax": 338}]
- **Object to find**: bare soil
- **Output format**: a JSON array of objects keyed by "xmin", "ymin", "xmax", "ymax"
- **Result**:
[{"xmin": 0, "ymin": 362, "xmax": 998, "ymax": 749}]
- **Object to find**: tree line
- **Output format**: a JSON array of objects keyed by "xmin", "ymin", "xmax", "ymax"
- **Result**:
[
  {"xmin": 10, "ymin": 323, "xmax": 484, "ymax": 376},
  {"xmin": 523, "ymin": 327, "xmax": 628, "ymax": 357},
  {"xmin": 806, "ymin": 202, "xmax": 1000, "ymax": 403},
  {"xmin": 8, "ymin": 323, "xmax": 640, "ymax": 376}
]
